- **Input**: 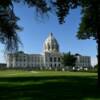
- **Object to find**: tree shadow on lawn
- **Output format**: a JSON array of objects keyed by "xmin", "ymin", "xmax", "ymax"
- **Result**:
[{"xmin": 0, "ymin": 75, "xmax": 100, "ymax": 100}]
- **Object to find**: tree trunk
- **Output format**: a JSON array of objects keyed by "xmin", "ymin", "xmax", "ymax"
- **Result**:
[{"xmin": 97, "ymin": 33, "xmax": 100, "ymax": 87}]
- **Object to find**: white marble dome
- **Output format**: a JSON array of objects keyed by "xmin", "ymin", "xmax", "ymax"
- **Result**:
[{"xmin": 44, "ymin": 33, "xmax": 59, "ymax": 52}]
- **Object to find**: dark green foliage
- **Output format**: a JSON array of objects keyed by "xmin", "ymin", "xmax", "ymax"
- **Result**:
[
  {"xmin": 52, "ymin": 0, "xmax": 79, "ymax": 24},
  {"xmin": 50, "ymin": 0, "xmax": 100, "ymax": 87},
  {"xmin": 0, "ymin": 0, "xmax": 22, "ymax": 52},
  {"xmin": 0, "ymin": 0, "xmax": 50, "ymax": 52},
  {"xmin": 62, "ymin": 52, "xmax": 77, "ymax": 67},
  {"xmin": 52, "ymin": 0, "xmax": 69, "ymax": 24},
  {"xmin": 94, "ymin": 64, "xmax": 98, "ymax": 71},
  {"xmin": 0, "ymin": 0, "xmax": 100, "ymax": 51},
  {"xmin": 75, "ymin": 0, "xmax": 100, "ymax": 87},
  {"xmin": 77, "ymin": 0, "xmax": 100, "ymax": 39},
  {"xmin": 19, "ymin": 0, "xmax": 50, "ymax": 13}
]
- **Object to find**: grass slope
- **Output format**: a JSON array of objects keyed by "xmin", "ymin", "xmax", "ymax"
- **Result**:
[{"xmin": 0, "ymin": 70, "xmax": 99, "ymax": 100}]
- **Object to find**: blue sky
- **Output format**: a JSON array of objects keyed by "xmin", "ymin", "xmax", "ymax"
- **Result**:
[{"xmin": 0, "ymin": 3, "xmax": 97, "ymax": 65}]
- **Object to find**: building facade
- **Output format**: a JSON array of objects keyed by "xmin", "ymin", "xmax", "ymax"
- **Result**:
[
  {"xmin": 6, "ymin": 33, "xmax": 91, "ymax": 70},
  {"xmin": 75, "ymin": 54, "xmax": 91, "ymax": 70},
  {"xmin": 6, "ymin": 33, "xmax": 62, "ymax": 70}
]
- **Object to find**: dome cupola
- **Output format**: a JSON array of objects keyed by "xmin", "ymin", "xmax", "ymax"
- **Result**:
[{"xmin": 44, "ymin": 33, "xmax": 59, "ymax": 53}]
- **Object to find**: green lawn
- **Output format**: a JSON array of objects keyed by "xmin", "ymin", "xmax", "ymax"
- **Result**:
[{"xmin": 0, "ymin": 70, "xmax": 100, "ymax": 100}]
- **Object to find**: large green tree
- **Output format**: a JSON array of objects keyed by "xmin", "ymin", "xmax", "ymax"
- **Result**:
[
  {"xmin": 54, "ymin": 0, "xmax": 100, "ymax": 87},
  {"xmin": 0, "ymin": 0, "xmax": 100, "ymax": 86},
  {"xmin": 76, "ymin": 0, "xmax": 100, "ymax": 87},
  {"xmin": 62, "ymin": 52, "xmax": 77, "ymax": 69},
  {"xmin": 0, "ymin": 0, "xmax": 49, "ymax": 52},
  {"xmin": 0, "ymin": 0, "xmax": 21, "ymax": 52}
]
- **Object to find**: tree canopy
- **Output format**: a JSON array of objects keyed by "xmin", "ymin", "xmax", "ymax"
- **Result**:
[
  {"xmin": 0, "ymin": 0, "xmax": 21, "ymax": 52},
  {"xmin": 62, "ymin": 52, "xmax": 77, "ymax": 67},
  {"xmin": 1, "ymin": 0, "xmax": 99, "ymax": 51},
  {"xmin": 0, "ymin": 0, "xmax": 49, "ymax": 52}
]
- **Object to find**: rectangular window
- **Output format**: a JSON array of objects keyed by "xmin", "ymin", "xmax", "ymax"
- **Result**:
[
  {"xmin": 50, "ymin": 57, "xmax": 52, "ymax": 62},
  {"xmin": 54, "ymin": 57, "xmax": 56, "ymax": 62}
]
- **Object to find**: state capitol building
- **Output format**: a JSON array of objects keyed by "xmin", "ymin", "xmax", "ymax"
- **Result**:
[
  {"xmin": 7, "ymin": 33, "xmax": 62, "ymax": 70},
  {"xmin": 6, "ymin": 33, "xmax": 91, "ymax": 70}
]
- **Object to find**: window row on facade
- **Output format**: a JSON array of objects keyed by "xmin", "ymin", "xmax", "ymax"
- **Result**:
[{"xmin": 49, "ymin": 57, "xmax": 61, "ymax": 62}]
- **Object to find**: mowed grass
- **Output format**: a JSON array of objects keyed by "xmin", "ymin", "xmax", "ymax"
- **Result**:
[{"xmin": 0, "ymin": 70, "xmax": 100, "ymax": 100}]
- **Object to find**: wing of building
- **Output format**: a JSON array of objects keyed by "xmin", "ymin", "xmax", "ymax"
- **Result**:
[
  {"xmin": 75, "ymin": 54, "xmax": 91, "ymax": 70},
  {"xmin": 6, "ymin": 33, "xmax": 91, "ymax": 70}
]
